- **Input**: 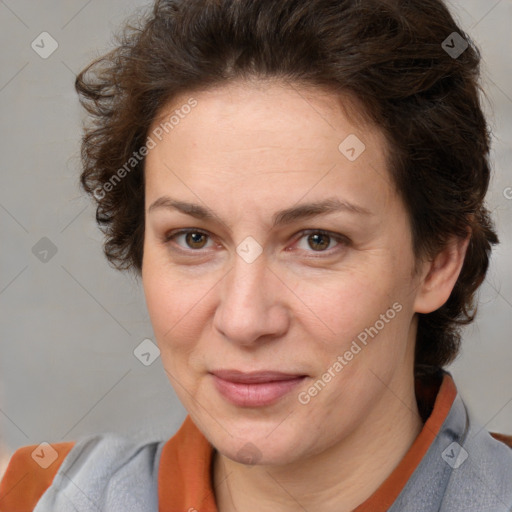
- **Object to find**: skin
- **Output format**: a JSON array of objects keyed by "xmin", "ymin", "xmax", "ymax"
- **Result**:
[{"xmin": 142, "ymin": 79, "xmax": 469, "ymax": 512}]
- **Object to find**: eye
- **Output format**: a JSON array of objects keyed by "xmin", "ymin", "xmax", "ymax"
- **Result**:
[
  {"xmin": 164, "ymin": 229, "xmax": 215, "ymax": 251},
  {"xmin": 163, "ymin": 228, "xmax": 349, "ymax": 256},
  {"xmin": 293, "ymin": 230, "xmax": 349, "ymax": 254}
]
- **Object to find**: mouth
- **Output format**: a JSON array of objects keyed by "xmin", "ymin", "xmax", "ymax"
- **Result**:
[{"xmin": 210, "ymin": 369, "xmax": 307, "ymax": 407}]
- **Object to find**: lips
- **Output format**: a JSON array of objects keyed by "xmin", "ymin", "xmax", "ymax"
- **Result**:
[
  {"xmin": 211, "ymin": 369, "xmax": 305, "ymax": 383},
  {"xmin": 210, "ymin": 369, "xmax": 307, "ymax": 407}
]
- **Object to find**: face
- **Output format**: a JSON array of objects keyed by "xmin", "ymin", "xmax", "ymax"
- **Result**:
[{"xmin": 142, "ymin": 79, "xmax": 424, "ymax": 466}]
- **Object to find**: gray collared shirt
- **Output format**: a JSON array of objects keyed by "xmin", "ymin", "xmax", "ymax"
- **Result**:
[{"xmin": 35, "ymin": 384, "xmax": 512, "ymax": 511}]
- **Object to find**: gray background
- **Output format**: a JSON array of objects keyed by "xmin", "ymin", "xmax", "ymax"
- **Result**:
[{"xmin": 0, "ymin": 0, "xmax": 511, "ymax": 461}]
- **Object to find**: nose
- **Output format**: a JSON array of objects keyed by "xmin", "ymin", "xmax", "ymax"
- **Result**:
[{"xmin": 213, "ymin": 251, "xmax": 290, "ymax": 348}]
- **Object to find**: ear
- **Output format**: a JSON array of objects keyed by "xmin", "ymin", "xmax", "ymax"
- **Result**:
[{"xmin": 413, "ymin": 233, "xmax": 471, "ymax": 314}]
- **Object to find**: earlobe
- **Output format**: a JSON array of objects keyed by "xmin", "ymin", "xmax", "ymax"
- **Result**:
[{"xmin": 413, "ymin": 233, "xmax": 471, "ymax": 314}]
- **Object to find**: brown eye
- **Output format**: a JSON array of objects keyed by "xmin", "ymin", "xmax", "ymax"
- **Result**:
[
  {"xmin": 307, "ymin": 233, "xmax": 331, "ymax": 251},
  {"xmin": 294, "ymin": 230, "xmax": 349, "ymax": 255},
  {"xmin": 184, "ymin": 232, "xmax": 208, "ymax": 249},
  {"xmin": 165, "ymin": 229, "xmax": 213, "ymax": 251}
]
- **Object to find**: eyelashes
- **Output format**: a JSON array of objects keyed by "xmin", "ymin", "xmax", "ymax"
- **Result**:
[
  {"xmin": 163, "ymin": 228, "xmax": 350, "ymax": 257},
  {"xmin": 164, "ymin": 229, "xmax": 213, "ymax": 250},
  {"xmin": 293, "ymin": 230, "xmax": 349, "ymax": 253}
]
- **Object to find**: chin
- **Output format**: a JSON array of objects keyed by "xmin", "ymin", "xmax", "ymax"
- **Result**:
[{"xmin": 211, "ymin": 420, "xmax": 307, "ymax": 467}]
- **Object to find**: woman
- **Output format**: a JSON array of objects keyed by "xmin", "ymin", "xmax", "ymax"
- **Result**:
[{"xmin": 1, "ymin": 0, "xmax": 511, "ymax": 510}]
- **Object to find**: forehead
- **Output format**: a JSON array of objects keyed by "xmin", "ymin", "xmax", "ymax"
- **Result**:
[
  {"xmin": 144, "ymin": 80, "xmax": 394, "ymax": 215},
  {"xmin": 150, "ymin": 79, "xmax": 382, "ymax": 150}
]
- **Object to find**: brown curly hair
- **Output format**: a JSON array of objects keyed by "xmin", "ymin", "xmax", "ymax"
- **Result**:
[{"xmin": 75, "ymin": 0, "xmax": 499, "ymax": 370}]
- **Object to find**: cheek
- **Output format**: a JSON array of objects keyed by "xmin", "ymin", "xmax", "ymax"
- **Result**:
[
  {"xmin": 289, "ymin": 267, "xmax": 411, "ymax": 382},
  {"xmin": 142, "ymin": 257, "xmax": 217, "ymax": 360},
  {"xmin": 145, "ymin": 275, "xmax": 191, "ymax": 338},
  {"xmin": 291, "ymin": 268, "xmax": 396, "ymax": 340}
]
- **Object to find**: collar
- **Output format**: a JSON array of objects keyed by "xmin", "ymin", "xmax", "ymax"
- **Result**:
[{"xmin": 157, "ymin": 370, "xmax": 457, "ymax": 511}]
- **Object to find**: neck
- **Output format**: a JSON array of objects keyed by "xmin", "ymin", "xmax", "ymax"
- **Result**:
[{"xmin": 213, "ymin": 370, "xmax": 423, "ymax": 512}]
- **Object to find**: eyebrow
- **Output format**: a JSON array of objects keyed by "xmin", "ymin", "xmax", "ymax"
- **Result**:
[{"xmin": 147, "ymin": 196, "xmax": 373, "ymax": 228}]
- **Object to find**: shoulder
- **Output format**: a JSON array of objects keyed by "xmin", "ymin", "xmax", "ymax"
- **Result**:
[
  {"xmin": 490, "ymin": 432, "xmax": 512, "ymax": 449},
  {"xmin": 0, "ymin": 434, "xmax": 165, "ymax": 512},
  {"xmin": 0, "ymin": 441, "xmax": 74, "ymax": 511},
  {"xmin": 440, "ymin": 416, "xmax": 512, "ymax": 511}
]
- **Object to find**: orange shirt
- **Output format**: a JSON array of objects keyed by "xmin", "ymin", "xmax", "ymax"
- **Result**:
[
  {"xmin": 157, "ymin": 371, "xmax": 458, "ymax": 511},
  {"xmin": 1, "ymin": 372, "xmax": 511, "ymax": 511}
]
